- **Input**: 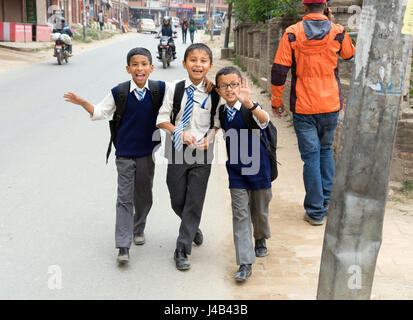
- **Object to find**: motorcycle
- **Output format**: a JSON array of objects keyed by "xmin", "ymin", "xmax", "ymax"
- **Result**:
[
  {"xmin": 52, "ymin": 33, "xmax": 71, "ymax": 65},
  {"xmin": 156, "ymin": 32, "xmax": 177, "ymax": 69}
]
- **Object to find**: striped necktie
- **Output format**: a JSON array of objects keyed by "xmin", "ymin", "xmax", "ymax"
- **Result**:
[
  {"xmin": 226, "ymin": 107, "xmax": 237, "ymax": 122},
  {"xmin": 173, "ymin": 84, "xmax": 196, "ymax": 151},
  {"xmin": 135, "ymin": 87, "xmax": 147, "ymax": 101}
]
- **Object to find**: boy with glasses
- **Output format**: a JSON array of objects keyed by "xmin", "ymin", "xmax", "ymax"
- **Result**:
[{"xmin": 213, "ymin": 66, "xmax": 272, "ymax": 282}]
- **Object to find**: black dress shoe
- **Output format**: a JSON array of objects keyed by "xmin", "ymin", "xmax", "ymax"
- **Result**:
[
  {"xmin": 255, "ymin": 239, "xmax": 268, "ymax": 257},
  {"xmin": 117, "ymin": 247, "xmax": 129, "ymax": 264},
  {"xmin": 193, "ymin": 229, "xmax": 203, "ymax": 246},
  {"xmin": 174, "ymin": 248, "xmax": 190, "ymax": 271},
  {"xmin": 234, "ymin": 264, "xmax": 252, "ymax": 282}
]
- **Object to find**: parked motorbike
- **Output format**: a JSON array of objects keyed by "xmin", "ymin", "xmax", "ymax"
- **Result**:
[
  {"xmin": 155, "ymin": 32, "xmax": 177, "ymax": 69},
  {"xmin": 52, "ymin": 33, "xmax": 71, "ymax": 65}
]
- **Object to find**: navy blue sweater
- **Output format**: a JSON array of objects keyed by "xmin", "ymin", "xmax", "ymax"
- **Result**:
[
  {"xmin": 223, "ymin": 109, "xmax": 271, "ymax": 190},
  {"xmin": 111, "ymin": 87, "xmax": 160, "ymax": 158}
]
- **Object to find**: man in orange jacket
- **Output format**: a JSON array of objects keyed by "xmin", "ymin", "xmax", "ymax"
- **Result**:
[{"xmin": 271, "ymin": 0, "xmax": 355, "ymax": 225}]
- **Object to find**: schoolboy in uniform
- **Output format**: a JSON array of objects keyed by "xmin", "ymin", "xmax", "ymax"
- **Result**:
[
  {"xmin": 213, "ymin": 66, "xmax": 272, "ymax": 282},
  {"xmin": 63, "ymin": 48, "xmax": 166, "ymax": 264},
  {"xmin": 156, "ymin": 43, "xmax": 220, "ymax": 271}
]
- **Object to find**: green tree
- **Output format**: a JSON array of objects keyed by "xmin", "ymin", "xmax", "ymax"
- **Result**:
[
  {"xmin": 228, "ymin": 0, "xmax": 301, "ymax": 23},
  {"xmin": 228, "ymin": 0, "xmax": 249, "ymax": 22},
  {"xmin": 248, "ymin": 0, "xmax": 278, "ymax": 23},
  {"xmin": 272, "ymin": 0, "xmax": 301, "ymax": 18}
]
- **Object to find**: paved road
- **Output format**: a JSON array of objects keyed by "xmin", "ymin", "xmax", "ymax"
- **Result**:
[{"xmin": 0, "ymin": 32, "xmax": 234, "ymax": 299}]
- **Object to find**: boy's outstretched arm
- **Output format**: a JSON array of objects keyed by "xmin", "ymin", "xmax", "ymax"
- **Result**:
[
  {"xmin": 64, "ymin": 92, "xmax": 94, "ymax": 116},
  {"xmin": 64, "ymin": 91, "xmax": 116, "ymax": 120}
]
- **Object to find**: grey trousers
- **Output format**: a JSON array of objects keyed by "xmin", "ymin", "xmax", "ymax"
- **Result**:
[
  {"xmin": 166, "ymin": 162, "xmax": 212, "ymax": 255},
  {"xmin": 230, "ymin": 188, "xmax": 272, "ymax": 265},
  {"xmin": 115, "ymin": 155, "xmax": 155, "ymax": 248}
]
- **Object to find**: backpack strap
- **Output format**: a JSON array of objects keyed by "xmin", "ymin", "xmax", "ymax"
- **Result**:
[
  {"xmin": 240, "ymin": 105, "xmax": 260, "ymax": 130},
  {"xmin": 171, "ymin": 80, "xmax": 186, "ymax": 125},
  {"xmin": 148, "ymin": 80, "xmax": 166, "ymax": 115},
  {"xmin": 240, "ymin": 104, "xmax": 269, "ymax": 150},
  {"xmin": 209, "ymin": 88, "xmax": 220, "ymax": 128},
  {"xmin": 106, "ymin": 81, "xmax": 130, "ymax": 163},
  {"xmin": 218, "ymin": 104, "xmax": 226, "ymax": 131}
]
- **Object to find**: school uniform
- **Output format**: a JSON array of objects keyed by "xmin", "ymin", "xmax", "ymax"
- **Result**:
[
  {"xmin": 156, "ymin": 77, "xmax": 216, "ymax": 255},
  {"xmin": 214, "ymin": 100, "xmax": 272, "ymax": 265},
  {"xmin": 92, "ymin": 79, "xmax": 167, "ymax": 248}
]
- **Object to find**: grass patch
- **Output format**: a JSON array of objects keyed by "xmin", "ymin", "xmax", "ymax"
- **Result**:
[
  {"xmin": 250, "ymin": 74, "xmax": 259, "ymax": 86},
  {"xmin": 87, "ymin": 29, "xmax": 99, "ymax": 40},
  {"xmin": 233, "ymin": 56, "xmax": 247, "ymax": 72},
  {"xmin": 72, "ymin": 27, "xmax": 114, "ymax": 43},
  {"xmin": 402, "ymin": 180, "xmax": 413, "ymax": 197},
  {"xmin": 388, "ymin": 196, "xmax": 403, "ymax": 203}
]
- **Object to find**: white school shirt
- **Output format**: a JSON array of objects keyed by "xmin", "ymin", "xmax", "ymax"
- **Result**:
[
  {"xmin": 213, "ymin": 100, "xmax": 269, "ymax": 130},
  {"xmin": 90, "ymin": 79, "xmax": 172, "ymax": 121},
  {"xmin": 156, "ymin": 77, "xmax": 220, "ymax": 141}
]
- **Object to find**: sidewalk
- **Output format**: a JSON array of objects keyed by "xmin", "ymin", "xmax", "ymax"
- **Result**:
[
  {"xmin": 0, "ymin": 40, "xmax": 54, "ymax": 52},
  {"xmin": 201, "ymin": 32, "xmax": 413, "ymax": 300}
]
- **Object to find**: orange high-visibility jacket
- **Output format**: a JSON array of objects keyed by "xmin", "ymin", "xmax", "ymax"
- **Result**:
[{"xmin": 271, "ymin": 13, "xmax": 355, "ymax": 114}]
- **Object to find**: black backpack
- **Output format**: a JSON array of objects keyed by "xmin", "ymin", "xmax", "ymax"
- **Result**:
[
  {"xmin": 106, "ymin": 80, "xmax": 165, "ymax": 163},
  {"xmin": 218, "ymin": 104, "xmax": 278, "ymax": 181},
  {"xmin": 170, "ymin": 80, "xmax": 220, "ymax": 129}
]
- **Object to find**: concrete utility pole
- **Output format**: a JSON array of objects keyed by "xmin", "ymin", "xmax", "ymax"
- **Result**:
[
  {"xmin": 210, "ymin": 0, "xmax": 216, "ymax": 41},
  {"xmin": 224, "ymin": 2, "xmax": 232, "ymax": 48},
  {"xmin": 118, "ymin": 0, "xmax": 121, "ymax": 26},
  {"xmin": 82, "ymin": 0, "xmax": 87, "ymax": 40},
  {"xmin": 317, "ymin": 0, "xmax": 411, "ymax": 300}
]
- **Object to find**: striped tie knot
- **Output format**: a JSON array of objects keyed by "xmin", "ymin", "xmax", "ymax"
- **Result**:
[
  {"xmin": 186, "ymin": 85, "xmax": 196, "ymax": 101},
  {"xmin": 227, "ymin": 107, "xmax": 237, "ymax": 122},
  {"xmin": 188, "ymin": 84, "xmax": 196, "ymax": 94},
  {"xmin": 135, "ymin": 87, "xmax": 147, "ymax": 101}
]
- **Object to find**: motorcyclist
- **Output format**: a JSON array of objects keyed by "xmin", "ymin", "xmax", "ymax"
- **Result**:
[
  {"xmin": 53, "ymin": 16, "xmax": 73, "ymax": 56},
  {"xmin": 157, "ymin": 16, "xmax": 176, "ymax": 59}
]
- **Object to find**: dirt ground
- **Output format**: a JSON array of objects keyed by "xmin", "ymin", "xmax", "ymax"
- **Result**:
[{"xmin": 2, "ymin": 30, "xmax": 413, "ymax": 299}]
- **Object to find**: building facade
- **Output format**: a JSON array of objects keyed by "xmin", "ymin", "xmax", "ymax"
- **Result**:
[{"xmin": 127, "ymin": 0, "xmax": 227, "ymax": 25}]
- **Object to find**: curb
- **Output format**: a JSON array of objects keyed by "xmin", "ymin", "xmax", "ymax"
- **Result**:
[{"xmin": 0, "ymin": 43, "xmax": 53, "ymax": 52}]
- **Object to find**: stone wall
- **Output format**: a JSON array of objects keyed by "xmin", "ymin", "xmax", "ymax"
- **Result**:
[{"xmin": 232, "ymin": 0, "xmax": 413, "ymax": 182}]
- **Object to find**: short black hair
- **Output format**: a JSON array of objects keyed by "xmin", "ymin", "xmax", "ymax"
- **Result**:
[
  {"xmin": 127, "ymin": 47, "xmax": 152, "ymax": 65},
  {"xmin": 184, "ymin": 43, "xmax": 213, "ymax": 64},
  {"xmin": 215, "ymin": 66, "xmax": 242, "ymax": 86},
  {"xmin": 304, "ymin": 3, "xmax": 326, "ymax": 13}
]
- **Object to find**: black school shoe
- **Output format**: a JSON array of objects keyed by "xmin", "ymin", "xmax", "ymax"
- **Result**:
[
  {"xmin": 193, "ymin": 229, "xmax": 203, "ymax": 246},
  {"xmin": 255, "ymin": 239, "xmax": 268, "ymax": 257},
  {"xmin": 133, "ymin": 233, "xmax": 145, "ymax": 245},
  {"xmin": 234, "ymin": 264, "xmax": 252, "ymax": 282},
  {"xmin": 174, "ymin": 248, "xmax": 191, "ymax": 271},
  {"xmin": 117, "ymin": 247, "xmax": 129, "ymax": 264}
]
